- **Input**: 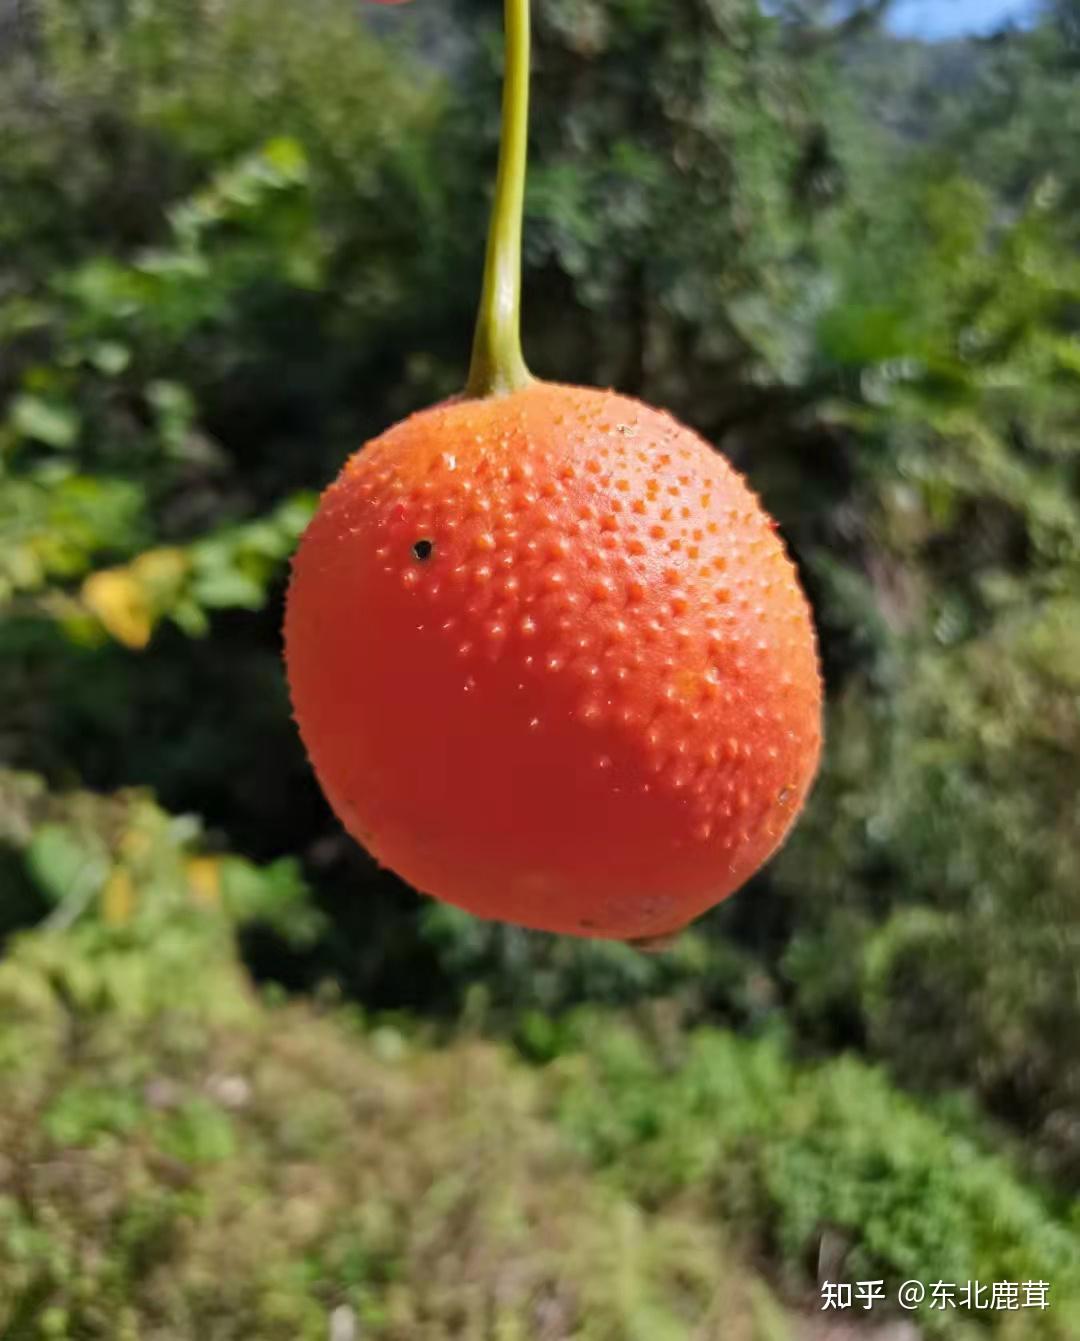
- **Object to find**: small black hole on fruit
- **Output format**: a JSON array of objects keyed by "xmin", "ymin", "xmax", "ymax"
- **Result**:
[{"xmin": 412, "ymin": 538, "xmax": 434, "ymax": 561}]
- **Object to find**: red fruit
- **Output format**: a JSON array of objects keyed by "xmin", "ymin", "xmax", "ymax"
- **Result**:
[{"xmin": 284, "ymin": 380, "xmax": 822, "ymax": 942}]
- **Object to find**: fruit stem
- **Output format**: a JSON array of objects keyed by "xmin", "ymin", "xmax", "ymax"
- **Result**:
[{"xmin": 464, "ymin": 0, "xmax": 532, "ymax": 399}]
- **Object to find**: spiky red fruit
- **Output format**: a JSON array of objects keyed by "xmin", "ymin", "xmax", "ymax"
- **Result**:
[{"xmin": 285, "ymin": 381, "xmax": 822, "ymax": 942}]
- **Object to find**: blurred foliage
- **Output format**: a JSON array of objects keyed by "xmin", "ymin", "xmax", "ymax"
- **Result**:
[
  {"xmin": 0, "ymin": 837, "xmax": 1076, "ymax": 1337},
  {"xmin": 774, "ymin": 161, "xmax": 1080, "ymax": 1182},
  {"xmin": 0, "ymin": 768, "xmax": 323, "ymax": 953},
  {"xmin": 1, "ymin": 0, "xmax": 1079, "ymax": 1332},
  {"xmin": 556, "ymin": 1015, "xmax": 1080, "ymax": 1337},
  {"xmin": 1, "ymin": 135, "xmax": 322, "ymax": 616},
  {"xmin": 0, "ymin": 865, "xmax": 787, "ymax": 1341}
]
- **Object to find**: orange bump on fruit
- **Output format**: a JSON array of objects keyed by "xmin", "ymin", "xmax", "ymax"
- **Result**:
[{"xmin": 284, "ymin": 381, "xmax": 822, "ymax": 942}]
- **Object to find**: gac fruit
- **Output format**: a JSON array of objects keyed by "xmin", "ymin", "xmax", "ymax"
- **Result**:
[
  {"xmin": 285, "ymin": 0, "xmax": 822, "ymax": 943},
  {"xmin": 284, "ymin": 380, "xmax": 822, "ymax": 942}
]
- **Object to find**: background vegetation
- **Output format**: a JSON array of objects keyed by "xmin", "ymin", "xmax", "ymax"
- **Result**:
[{"xmin": 1, "ymin": 0, "xmax": 1078, "ymax": 1336}]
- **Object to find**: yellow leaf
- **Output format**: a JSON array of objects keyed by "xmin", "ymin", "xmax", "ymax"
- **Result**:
[
  {"xmin": 186, "ymin": 856, "xmax": 221, "ymax": 907},
  {"xmin": 101, "ymin": 869, "xmax": 136, "ymax": 927},
  {"xmin": 118, "ymin": 826, "xmax": 152, "ymax": 862},
  {"xmin": 81, "ymin": 569, "xmax": 153, "ymax": 649},
  {"xmin": 130, "ymin": 547, "xmax": 190, "ymax": 592}
]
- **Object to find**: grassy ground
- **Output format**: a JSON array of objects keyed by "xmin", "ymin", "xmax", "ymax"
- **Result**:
[
  {"xmin": 0, "ymin": 898, "xmax": 1077, "ymax": 1341},
  {"xmin": 0, "ymin": 925, "xmax": 784, "ymax": 1341}
]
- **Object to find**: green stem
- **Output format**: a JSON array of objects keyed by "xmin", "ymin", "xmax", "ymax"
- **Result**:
[{"xmin": 464, "ymin": 0, "xmax": 532, "ymax": 398}]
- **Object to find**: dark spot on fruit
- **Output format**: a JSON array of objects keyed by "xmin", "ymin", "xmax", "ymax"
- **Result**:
[{"xmin": 412, "ymin": 538, "xmax": 434, "ymax": 561}]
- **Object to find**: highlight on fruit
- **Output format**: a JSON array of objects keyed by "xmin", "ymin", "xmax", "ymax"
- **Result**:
[{"xmin": 284, "ymin": 0, "xmax": 823, "ymax": 946}]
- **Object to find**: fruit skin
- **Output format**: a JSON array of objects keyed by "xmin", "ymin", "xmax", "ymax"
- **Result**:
[{"xmin": 285, "ymin": 381, "xmax": 822, "ymax": 942}]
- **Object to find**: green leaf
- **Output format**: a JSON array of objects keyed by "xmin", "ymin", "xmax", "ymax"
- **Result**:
[
  {"xmin": 169, "ymin": 599, "xmax": 211, "ymax": 638},
  {"xmin": 190, "ymin": 568, "xmax": 267, "ymax": 609},
  {"xmin": 8, "ymin": 394, "xmax": 80, "ymax": 450},
  {"xmin": 262, "ymin": 135, "xmax": 308, "ymax": 182},
  {"xmin": 25, "ymin": 824, "xmax": 109, "ymax": 907},
  {"xmin": 87, "ymin": 341, "xmax": 132, "ymax": 376}
]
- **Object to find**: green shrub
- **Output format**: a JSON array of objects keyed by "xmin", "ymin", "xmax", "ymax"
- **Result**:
[
  {"xmin": 556, "ymin": 1017, "xmax": 1080, "ymax": 1337},
  {"xmin": 0, "ymin": 918, "xmax": 780, "ymax": 1341}
]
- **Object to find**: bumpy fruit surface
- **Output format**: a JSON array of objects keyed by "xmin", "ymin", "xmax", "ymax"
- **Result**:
[{"xmin": 285, "ymin": 380, "xmax": 822, "ymax": 941}]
